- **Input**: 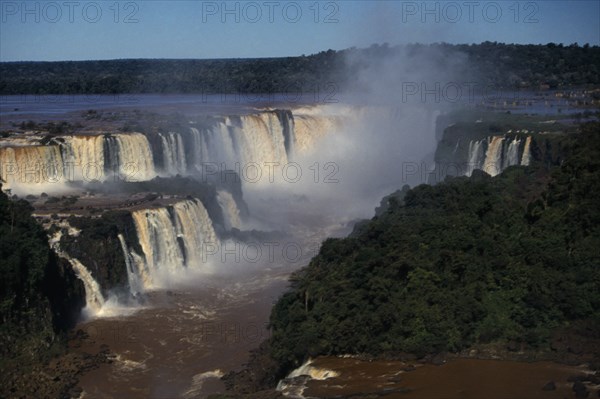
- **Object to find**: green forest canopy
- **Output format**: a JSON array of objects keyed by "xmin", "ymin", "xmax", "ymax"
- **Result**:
[
  {"xmin": 1, "ymin": 42, "xmax": 599, "ymax": 94},
  {"xmin": 268, "ymin": 122, "xmax": 600, "ymax": 373}
]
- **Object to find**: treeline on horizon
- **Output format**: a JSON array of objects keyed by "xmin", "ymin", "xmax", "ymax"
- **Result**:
[{"xmin": 1, "ymin": 42, "xmax": 599, "ymax": 95}]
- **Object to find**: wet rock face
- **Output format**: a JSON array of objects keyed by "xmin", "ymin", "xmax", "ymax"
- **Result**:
[
  {"xmin": 542, "ymin": 380, "xmax": 556, "ymax": 391},
  {"xmin": 221, "ymin": 341, "xmax": 285, "ymax": 394},
  {"xmin": 60, "ymin": 211, "xmax": 134, "ymax": 296},
  {"xmin": 573, "ymin": 381, "xmax": 589, "ymax": 398}
]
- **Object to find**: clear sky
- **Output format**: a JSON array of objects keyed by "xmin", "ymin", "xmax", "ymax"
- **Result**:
[{"xmin": 0, "ymin": 0, "xmax": 598, "ymax": 61}]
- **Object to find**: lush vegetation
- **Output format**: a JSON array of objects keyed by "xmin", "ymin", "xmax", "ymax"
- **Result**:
[
  {"xmin": 268, "ymin": 123, "xmax": 600, "ymax": 373},
  {"xmin": 1, "ymin": 43, "xmax": 599, "ymax": 94},
  {"xmin": 0, "ymin": 184, "xmax": 84, "ymax": 363}
]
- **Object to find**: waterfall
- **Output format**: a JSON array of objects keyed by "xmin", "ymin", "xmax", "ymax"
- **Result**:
[
  {"xmin": 190, "ymin": 111, "xmax": 339, "ymax": 176},
  {"xmin": 201, "ymin": 119, "xmax": 239, "ymax": 167},
  {"xmin": 109, "ymin": 133, "xmax": 156, "ymax": 181},
  {"xmin": 172, "ymin": 199, "xmax": 218, "ymax": 266},
  {"xmin": 216, "ymin": 190, "xmax": 242, "ymax": 230},
  {"xmin": 131, "ymin": 206, "xmax": 184, "ymax": 288},
  {"xmin": 483, "ymin": 136, "xmax": 504, "ymax": 177},
  {"xmin": 521, "ymin": 136, "xmax": 532, "ymax": 166},
  {"xmin": 49, "ymin": 231, "xmax": 106, "ymax": 318},
  {"xmin": 61, "ymin": 135, "xmax": 105, "ymax": 181},
  {"xmin": 0, "ymin": 145, "xmax": 64, "ymax": 189},
  {"xmin": 118, "ymin": 233, "xmax": 144, "ymax": 297},
  {"xmin": 453, "ymin": 138, "xmax": 460, "ymax": 154},
  {"xmin": 462, "ymin": 134, "xmax": 533, "ymax": 177},
  {"xmin": 293, "ymin": 114, "xmax": 339, "ymax": 154},
  {"xmin": 131, "ymin": 198, "xmax": 218, "ymax": 290},
  {"xmin": 505, "ymin": 137, "xmax": 522, "ymax": 168},
  {"xmin": 66, "ymin": 257, "xmax": 106, "ymax": 317},
  {"xmin": 276, "ymin": 109, "xmax": 295, "ymax": 158},
  {"xmin": 190, "ymin": 127, "xmax": 210, "ymax": 167},
  {"xmin": 1, "ymin": 109, "xmax": 340, "ymax": 191},
  {"xmin": 276, "ymin": 358, "xmax": 339, "ymax": 398},
  {"xmin": 467, "ymin": 140, "xmax": 485, "ymax": 176},
  {"xmin": 237, "ymin": 113, "xmax": 288, "ymax": 166},
  {"xmin": 285, "ymin": 359, "xmax": 339, "ymax": 380},
  {"xmin": 160, "ymin": 132, "xmax": 187, "ymax": 175}
]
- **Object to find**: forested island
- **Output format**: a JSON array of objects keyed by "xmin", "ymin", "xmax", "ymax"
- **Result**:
[{"xmin": 1, "ymin": 42, "xmax": 599, "ymax": 94}]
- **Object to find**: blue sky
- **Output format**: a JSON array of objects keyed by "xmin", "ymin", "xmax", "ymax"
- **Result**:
[{"xmin": 0, "ymin": 1, "xmax": 598, "ymax": 61}]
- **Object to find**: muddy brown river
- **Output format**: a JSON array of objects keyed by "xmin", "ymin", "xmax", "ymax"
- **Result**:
[
  {"xmin": 303, "ymin": 357, "xmax": 594, "ymax": 399},
  {"xmin": 75, "ymin": 272, "xmax": 289, "ymax": 398}
]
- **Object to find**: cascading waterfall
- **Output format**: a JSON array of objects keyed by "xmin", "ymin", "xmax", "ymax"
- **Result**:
[
  {"xmin": 237, "ymin": 114, "xmax": 289, "ymax": 166},
  {"xmin": 118, "ymin": 233, "xmax": 144, "ymax": 297},
  {"xmin": 198, "ymin": 119, "xmax": 239, "ymax": 168},
  {"xmin": 61, "ymin": 135, "xmax": 105, "ymax": 181},
  {"xmin": 216, "ymin": 190, "xmax": 242, "ymax": 230},
  {"xmin": 0, "ymin": 133, "xmax": 156, "ymax": 190},
  {"xmin": 1, "ymin": 110, "xmax": 339, "ymax": 191},
  {"xmin": 190, "ymin": 127, "xmax": 210, "ymax": 168},
  {"xmin": 276, "ymin": 358, "xmax": 340, "ymax": 398},
  {"xmin": 131, "ymin": 198, "xmax": 218, "ymax": 290},
  {"xmin": 49, "ymin": 231, "xmax": 106, "ymax": 318},
  {"xmin": 467, "ymin": 140, "xmax": 485, "ymax": 176},
  {"xmin": 293, "ymin": 114, "xmax": 340, "ymax": 153},
  {"xmin": 160, "ymin": 132, "xmax": 187, "ymax": 175},
  {"xmin": 66, "ymin": 257, "xmax": 106, "ymax": 317},
  {"xmin": 172, "ymin": 199, "xmax": 218, "ymax": 266},
  {"xmin": 0, "ymin": 145, "xmax": 64, "ymax": 189},
  {"xmin": 189, "ymin": 111, "xmax": 338, "ymax": 174},
  {"xmin": 463, "ymin": 134, "xmax": 533, "ymax": 177},
  {"xmin": 276, "ymin": 109, "xmax": 295, "ymax": 158},
  {"xmin": 483, "ymin": 136, "xmax": 505, "ymax": 177},
  {"xmin": 505, "ymin": 137, "xmax": 522, "ymax": 168},
  {"xmin": 108, "ymin": 133, "xmax": 156, "ymax": 181},
  {"xmin": 521, "ymin": 136, "xmax": 532, "ymax": 166},
  {"xmin": 132, "ymin": 206, "xmax": 184, "ymax": 288}
]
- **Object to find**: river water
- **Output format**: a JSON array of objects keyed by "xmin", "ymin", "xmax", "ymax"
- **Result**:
[{"xmin": 76, "ymin": 271, "xmax": 288, "ymax": 398}]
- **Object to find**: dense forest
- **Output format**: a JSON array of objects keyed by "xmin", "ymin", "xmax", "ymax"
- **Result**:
[
  {"xmin": 0, "ymin": 185, "xmax": 84, "ymax": 363},
  {"xmin": 1, "ymin": 42, "xmax": 599, "ymax": 94},
  {"xmin": 266, "ymin": 122, "xmax": 600, "ymax": 377}
]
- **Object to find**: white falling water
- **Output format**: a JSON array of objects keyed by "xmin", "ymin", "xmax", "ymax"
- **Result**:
[
  {"xmin": 453, "ymin": 138, "xmax": 460, "ymax": 154},
  {"xmin": 61, "ymin": 135, "xmax": 105, "ymax": 181},
  {"xmin": 467, "ymin": 140, "xmax": 485, "ymax": 176},
  {"xmin": 521, "ymin": 136, "xmax": 532, "ymax": 166},
  {"xmin": 160, "ymin": 132, "xmax": 187, "ymax": 175},
  {"xmin": 216, "ymin": 190, "xmax": 242, "ymax": 230},
  {"xmin": 0, "ymin": 145, "xmax": 64, "ymax": 190},
  {"xmin": 131, "ymin": 198, "xmax": 219, "ymax": 290},
  {"xmin": 202, "ymin": 119, "xmax": 239, "ymax": 167},
  {"xmin": 236, "ymin": 114, "xmax": 289, "ymax": 167},
  {"xmin": 131, "ymin": 206, "xmax": 184, "ymax": 289},
  {"xmin": 285, "ymin": 359, "xmax": 340, "ymax": 380},
  {"xmin": 483, "ymin": 136, "xmax": 505, "ymax": 177},
  {"xmin": 110, "ymin": 133, "xmax": 156, "ymax": 181},
  {"xmin": 190, "ymin": 127, "xmax": 210, "ymax": 167},
  {"xmin": 463, "ymin": 135, "xmax": 532, "ymax": 177},
  {"xmin": 172, "ymin": 199, "xmax": 218, "ymax": 266},
  {"xmin": 292, "ymin": 114, "xmax": 340, "ymax": 154},
  {"xmin": 504, "ymin": 137, "xmax": 522, "ymax": 168},
  {"xmin": 1, "ymin": 109, "xmax": 340, "ymax": 191},
  {"xmin": 49, "ymin": 231, "xmax": 106, "ymax": 318},
  {"xmin": 276, "ymin": 358, "xmax": 340, "ymax": 398},
  {"xmin": 66, "ymin": 257, "xmax": 107, "ymax": 318},
  {"xmin": 189, "ymin": 111, "xmax": 339, "ymax": 179},
  {"xmin": 118, "ymin": 233, "xmax": 144, "ymax": 297}
]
